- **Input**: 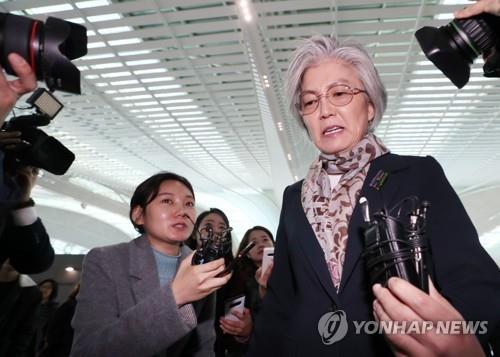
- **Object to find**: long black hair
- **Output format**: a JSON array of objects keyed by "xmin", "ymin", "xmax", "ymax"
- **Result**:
[
  {"xmin": 129, "ymin": 172, "xmax": 194, "ymax": 234},
  {"xmin": 234, "ymin": 226, "xmax": 275, "ymax": 277}
]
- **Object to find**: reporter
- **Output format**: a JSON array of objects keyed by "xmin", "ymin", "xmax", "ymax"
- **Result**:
[
  {"xmin": 454, "ymin": 0, "xmax": 500, "ymax": 18},
  {"xmin": 218, "ymin": 226, "xmax": 275, "ymax": 357},
  {"xmin": 70, "ymin": 172, "xmax": 232, "ymax": 357}
]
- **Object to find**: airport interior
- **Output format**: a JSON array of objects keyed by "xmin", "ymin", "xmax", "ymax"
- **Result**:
[{"xmin": 1, "ymin": 0, "xmax": 499, "ymax": 356}]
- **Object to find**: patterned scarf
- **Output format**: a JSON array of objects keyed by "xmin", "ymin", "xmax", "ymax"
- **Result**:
[{"xmin": 301, "ymin": 133, "xmax": 389, "ymax": 291}]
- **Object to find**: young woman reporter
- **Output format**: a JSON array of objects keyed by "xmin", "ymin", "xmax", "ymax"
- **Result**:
[{"xmin": 70, "ymin": 172, "xmax": 231, "ymax": 357}]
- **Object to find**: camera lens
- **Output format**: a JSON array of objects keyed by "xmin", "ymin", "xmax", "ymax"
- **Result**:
[
  {"xmin": 415, "ymin": 14, "xmax": 499, "ymax": 88},
  {"xmin": 0, "ymin": 12, "xmax": 87, "ymax": 94}
]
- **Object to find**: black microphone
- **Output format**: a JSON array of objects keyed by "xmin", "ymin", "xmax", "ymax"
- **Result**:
[{"xmin": 183, "ymin": 213, "xmax": 195, "ymax": 226}]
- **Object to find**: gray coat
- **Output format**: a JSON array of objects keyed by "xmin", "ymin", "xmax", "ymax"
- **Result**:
[{"xmin": 70, "ymin": 236, "xmax": 215, "ymax": 357}]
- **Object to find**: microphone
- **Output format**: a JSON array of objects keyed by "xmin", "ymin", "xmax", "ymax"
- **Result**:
[
  {"xmin": 359, "ymin": 196, "xmax": 370, "ymax": 223},
  {"xmin": 183, "ymin": 213, "xmax": 195, "ymax": 226}
]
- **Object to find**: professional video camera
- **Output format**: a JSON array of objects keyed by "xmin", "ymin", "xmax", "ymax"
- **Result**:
[
  {"xmin": 415, "ymin": 14, "xmax": 500, "ymax": 88},
  {"xmin": 359, "ymin": 196, "xmax": 432, "ymax": 293},
  {"xmin": 0, "ymin": 13, "xmax": 87, "ymax": 175},
  {"xmin": 3, "ymin": 89, "xmax": 75, "ymax": 175}
]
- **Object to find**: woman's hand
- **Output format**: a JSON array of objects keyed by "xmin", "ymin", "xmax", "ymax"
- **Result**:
[
  {"xmin": 0, "ymin": 53, "xmax": 37, "ymax": 124},
  {"xmin": 372, "ymin": 277, "xmax": 485, "ymax": 357},
  {"xmin": 219, "ymin": 307, "xmax": 253, "ymax": 341},
  {"xmin": 172, "ymin": 253, "xmax": 231, "ymax": 306},
  {"xmin": 255, "ymin": 261, "xmax": 273, "ymax": 299},
  {"xmin": 454, "ymin": 0, "xmax": 500, "ymax": 18}
]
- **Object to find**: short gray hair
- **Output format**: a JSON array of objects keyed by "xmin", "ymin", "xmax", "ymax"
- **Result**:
[{"xmin": 286, "ymin": 35, "xmax": 387, "ymax": 132}]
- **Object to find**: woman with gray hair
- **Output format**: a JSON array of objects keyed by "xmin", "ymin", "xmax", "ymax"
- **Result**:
[{"xmin": 248, "ymin": 35, "xmax": 500, "ymax": 356}]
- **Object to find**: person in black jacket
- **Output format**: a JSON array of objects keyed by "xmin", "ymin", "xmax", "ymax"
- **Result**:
[
  {"xmin": 0, "ymin": 259, "xmax": 42, "ymax": 357},
  {"xmin": 39, "ymin": 283, "xmax": 80, "ymax": 357},
  {"xmin": 248, "ymin": 35, "xmax": 500, "ymax": 357},
  {"xmin": 218, "ymin": 226, "xmax": 275, "ymax": 357},
  {"xmin": 1, "ymin": 53, "xmax": 54, "ymax": 275}
]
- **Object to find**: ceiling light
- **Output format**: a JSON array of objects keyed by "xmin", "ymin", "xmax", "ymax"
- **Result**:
[
  {"xmin": 114, "ymin": 94, "xmax": 152, "ymax": 101},
  {"xmin": 98, "ymin": 26, "xmax": 132, "ymax": 35},
  {"xmin": 147, "ymin": 113, "xmax": 171, "ymax": 118},
  {"xmin": 87, "ymin": 14, "xmax": 121, "ymax": 23},
  {"xmin": 26, "ymin": 4, "xmax": 73, "ymax": 14},
  {"xmin": 133, "ymin": 100, "xmax": 158, "ymax": 105},
  {"xmin": 134, "ymin": 68, "xmax": 168, "ymax": 75},
  {"xmin": 76, "ymin": 0, "xmax": 110, "ymax": 9},
  {"xmin": 176, "ymin": 116, "xmax": 208, "ymax": 121},
  {"xmin": 166, "ymin": 105, "xmax": 198, "ymax": 110},
  {"xmin": 141, "ymin": 77, "xmax": 175, "ymax": 83},
  {"xmin": 110, "ymin": 80, "xmax": 139, "ymax": 86},
  {"xmin": 148, "ymin": 84, "xmax": 181, "ymax": 90},
  {"xmin": 126, "ymin": 59, "xmax": 160, "ymax": 66},
  {"xmin": 172, "ymin": 111, "xmax": 204, "ymax": 116},
  {"xmin": 118, "ymin": 88, "xmax": 145, "ymax": 93},
  {"xmin": 91, "ymin": 62, "xmax": 123, "ymax": 69},
  {"xmin": 88, "ymin": 42, "xmax": 106, "ymax": 49},
  {"xmin": 154, "ymin": 92, "xmax": 188, "ymax": 98},
  {"xmin": 186, "ymin": 126, "xmax": 216, "ymax": 131},
  {"xmin": 101, "ymin": 71, "xmax": 132, "ymax": 78},
  {"xmin": 181, "ymin": 121, "xmax": 212, "ymax": 126},
  {"xmin": 66, "ymin": 18, "xmax": 85, "ymax": 24},
  {"xmin": 109, "ymin": 38, "xmax": 142, "ymax": 46}
]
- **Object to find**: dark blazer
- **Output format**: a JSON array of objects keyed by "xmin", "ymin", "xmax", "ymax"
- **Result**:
[
  {"xmin": 0, "ymin": 275, "xmax": 42, "ymax": 357},
  {"xmin": 70, "ymin": 236, "xmax": 216, "ymax": 357},
  {"xmin": 248, "ymin": 154, "xmax": 500, "ymax": 356}
]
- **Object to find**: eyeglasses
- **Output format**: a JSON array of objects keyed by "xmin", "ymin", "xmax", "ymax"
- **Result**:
[{"xmin": 297, "ymin": 84, "xmax": 367, "ymax": 115}]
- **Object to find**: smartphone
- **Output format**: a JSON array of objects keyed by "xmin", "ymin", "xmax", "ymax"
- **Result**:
[
  {"xmin": 261, "ymin": 247, "xmax": 274, "ymax": 277},
  {"xmin": 224, "ymin": 295, "xmax": 245, "ymax": 322}
]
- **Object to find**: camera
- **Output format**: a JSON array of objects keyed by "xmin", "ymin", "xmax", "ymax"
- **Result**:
[
  {"xmin": 1, "ymin": 13, "xmax": 87, "ymax": 175},
  {"xmin": 415, "ymin": 14, "xmax": 500, "ymax": 88},
  {"xmin": 360, "ymin": 196, "xmax": 432, "ymax": 292},
  {"xmin": 0, "ymin": 12, "xmax": 87, "ymax": 94},
  {"xmin": 3, "ymin": 89, "xmax": 75, "ymax": 175}
]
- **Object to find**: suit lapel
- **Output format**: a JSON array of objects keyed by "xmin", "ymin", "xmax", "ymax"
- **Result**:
[
  {"xmin": 290, "ymin": 183, "xmax": 340, "ymax": 305},
  {"xmin": 129, "ymin": 235, "xmax": 160, "ymax": 303},
  {"xmin": 128, "ymin": 236, "xmax": 191, "ymax": 304},
  {"xmin": 339, "ymin": 153, "xmax": 409, "ymax": 293}
]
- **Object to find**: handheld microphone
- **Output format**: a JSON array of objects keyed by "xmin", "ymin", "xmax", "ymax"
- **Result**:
[
  {"xmin": 190, "ymin": 216, "xmax": 233, "ymax": 267},
  {"xmin": 361, "ymin": 196, "xmax": 432, "ymax": 293},
  {"xmin": 183, "ymin": 213, "xmax": 195, "ymax": 226},
  {"xmin": 216, "ymin": 241, "xmax": 256, "ymax": 277}
]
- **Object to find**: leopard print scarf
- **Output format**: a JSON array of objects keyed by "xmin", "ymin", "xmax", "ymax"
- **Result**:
[{"xmin": 301, "ymin": 133, "xmax": 388, "ymax": 291}]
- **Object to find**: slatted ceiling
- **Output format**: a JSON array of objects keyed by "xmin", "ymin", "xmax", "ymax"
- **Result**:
[{"xmin": 1, "ymin": 0, "xmax": 498, "ymax": 251}]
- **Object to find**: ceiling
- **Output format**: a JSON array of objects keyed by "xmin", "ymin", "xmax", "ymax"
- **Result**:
[{"xmin": 1, "ymin": 0, "xmax": 499, "ymax": 261}]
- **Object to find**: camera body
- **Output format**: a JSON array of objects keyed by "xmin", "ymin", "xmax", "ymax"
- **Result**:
[{"xmin": 416, "ymin": 14, "xmax": 500, "ymax": 88}]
